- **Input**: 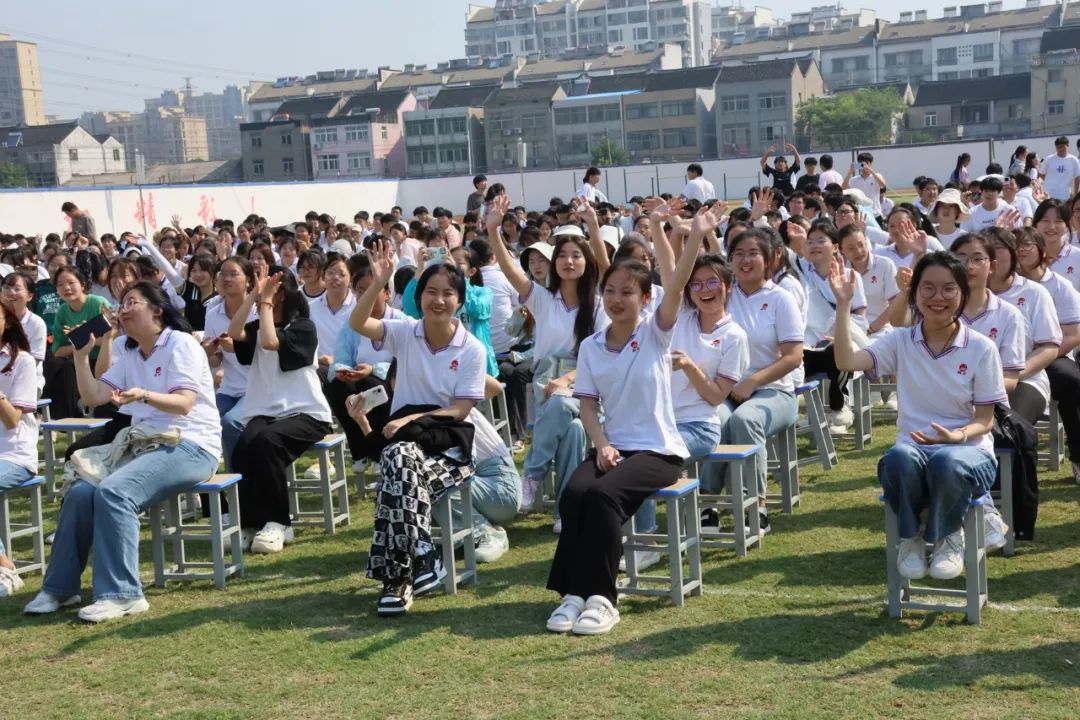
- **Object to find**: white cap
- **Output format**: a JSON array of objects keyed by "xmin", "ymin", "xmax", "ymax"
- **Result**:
[
  {"xmin": 552, "ymin": 224, "xmax": 586, "ymax": 239},
  {"xmin": 598, "ymin": 225, "xmax": 621, "ymax": 251}
]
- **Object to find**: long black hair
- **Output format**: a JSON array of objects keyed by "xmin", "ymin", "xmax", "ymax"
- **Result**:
[
  {"xmin": 269, "ymin": 265, "xmax": 309, "ymax": 325},
  {"xmin": 0, "ymin": 300, "xmax": 30, "ymax": 373},
  {"xmin": 120, "ymin": 281, "xmax": 193, "ymax": 349},
  {"xmin": 549, "ymin": 235, "xmax": 600, "ymax": 353}
]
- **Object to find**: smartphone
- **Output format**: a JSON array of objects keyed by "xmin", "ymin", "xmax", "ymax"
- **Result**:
[
  {"xmin": 66, "ymin": 313, "xmax": 111, "ymax": 350},
  {"xmin": 359, "ymin": 385, "xmax": 389, "ymax": 412},
  {"xmin": 425, "ymin": 246, "xmax": 448, "ymax": 268}
]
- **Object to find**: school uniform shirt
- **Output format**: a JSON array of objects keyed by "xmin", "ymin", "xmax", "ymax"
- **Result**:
[
  {"xmin": 1008, "ymin": 193, "xmax": 1036, "ymax": 222},
  {"xmin": 1049, "ymin": 244, "xmax": 1080, "ymax": 294},
  {"xmin": 728, "ymin": 280, "xmax": 805, "ymax": 394},
  {"xmin": 479, "ymin": 265, "xmax": 519, "ymax": 354},
  {"xmin": 574, "ymin": 312, "xmax": 688, "ymax": 459},
  {"xmin": 670, "ymin": 311, "xmax": 748, "ymax": 424},
  {"xmin": 179, "ymin": 282, "xmax": 215, "ymax": 332},
  {"xmin": 961, "ymin": 202, "xmax": 1019, "ymax": 233},
  {"xmin": 0, "ymin": 346, "xmax": 40, "ymax": 472},
  {"xmin": 331, "ymin": 306, "xmax": 402, "ymax": 375},
  {"xmin": 774, "ymin": 272, "xmax": 807, "ymax": 387},
  {"xmin": 875, "ymin": 237, "xmax": 946, "ymax": 269},
  {"xmin": 858, "ymin": 253, "xmax": 900, "ymax": 324},
  {"xmin": 309, "ymin": 291, "xmax": 357, "ymax": 359},
  {"xmin": 233, "ymin": 317, "xmax": 332, "ymax": 425},
  {"xmin": 520, "ymin": 281, "xmax": 609, "ymax": 361},
  {"xmin": 18, "ymin": 309, "xmax": 46, "ymax": 391},
  {"xmin": 577, "ymin": 182, "xmax": 607, "ymax": 205},
  {"xmin": 797, "ymin": 260, "xmax": 867, "ymax": 348},
  {"xmin": 681, "ymin": 176, "xmax": 716, "ymax": 203},
  {"xmin": 997, "ymin": 273, "xmax": 1062, "ymax": 402},
  {"xmin": 1040, "ymin": 153, "xmax": 1080, "ymax": 200},
  {"xmin": 866, "ymin": 322, "xmax": 1006, "ymax": 457},
  {"xmin": 301, "ymin": 285, "xmax": 326, "ymax": 303},
  {"xmin": 849, "ymin": 174, "xmax": 882, "ymax": 214},
  {"xmin": 100, "ymin": 329, "xmax": 223, "ymax": 460},
  {"xmin": 960, "ymin": 293, "xmax": 1027, "ymax": 377},
  {"xmin": 864, "ymin": 225, "xmax": 891, "ymax": 247},
  {"xmin": 819, "ymin": 169, "xmax": 844, "ymax": 190},
  {"xmin": 935, "ymin": 227, "xmax": 965, "ymax": 248},
  {"xmin": 202, "ymin": 300, "xmax": 257, "ymax": 399},
  {"xmin": 375, "ymin": 316, "xmax": 486, "ymax": 415},
  {"xmin": 1034, "ymin": 268, "xmax": 1080, "ymax": 327}
]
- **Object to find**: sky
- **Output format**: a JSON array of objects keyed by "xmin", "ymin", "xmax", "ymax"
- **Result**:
[{"xmin": 4, "ymin": 0, "xmax": 1037, "ymax": 118}]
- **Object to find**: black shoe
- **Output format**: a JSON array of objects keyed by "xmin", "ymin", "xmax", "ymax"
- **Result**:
[
  {"xmin": 377, "ymin": 581, "xmax": 413, "ymax": 616},
  {"xmin": 757, "ymin": 511, "xmax": 771, "ymax": 536},
  {"xmin": 412, "ymin": 552, "xmax": 446, "ymax": 596},
  {"xmin": 700, "ymin": 508, "xmax": 720, "ymax": 528}
]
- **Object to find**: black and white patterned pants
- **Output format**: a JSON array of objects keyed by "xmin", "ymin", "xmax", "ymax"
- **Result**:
[{"xmin": 366, "ymin": 441, "xmax": 474, "ymax": 582}]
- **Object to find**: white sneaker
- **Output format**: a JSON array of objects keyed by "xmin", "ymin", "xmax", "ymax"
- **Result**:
[
  {"xmin": 552, "ymin": 518, "xmax": 562, "ymax": 534},
  {"xmin": 23, "ymin": 590, "xmax": 82, "ymax": 615},
  {"xmin": 546, "ymin": 594, "xmax": 585, "ymax": 633},
  {"xmin": 304, "ymin": 463, "xmax": 337, "ymax": 480},
  {"xmin": 77, "ymin": 597, "xmax": 150, "ymax": 623},
  {"xmin": 240, "ymin": 528, "xmax": 257, "ymax": 552},
  {"xmin": 896, "ymin": 535, "xmax": 927, "ymax": 580},
  {"xmin": 45, "ymin": 531, "xmax": 55, "ymax": 545},
  {"xmin": 572, "ymin": 595, "xmax": 620, "ymax": 635},
  {"xmin": 618, "ymin": 550, "xmax": 663, "ymax": 573},
  {"xmin": 474, "ymin": 526, "xmax": 509, "ymax": 564},
  {"xmin": 351, "ymin": 459, "xmax": 368, "ymax": 475},
  {"xmin": 520, "ymin": 476, "xmax": 540, "ymax": 511},
  {"xmin": 0, "ymin": 566, "xmax": 25, "ymax": 598},
  {"xmin": 884, "ymin": 396, "xmax": 898, "ymax": 411},
  {"xmin": 249, "ymin": 522, "xmax": 295, "ymax": 554},
  {"xmin": 929, "ymin": 530, "xmax": 965, "ymax": 580},
  {"xmin": 984, "ymin": 511, "xmax": 1009, "ymax": 552},
  {"xmin": 222, "ymin": 512, "xmax": 232, "ymax": 527},
  {"xmin": 829, "ymin": 406, "xmax": 854, "ymax": 432}
]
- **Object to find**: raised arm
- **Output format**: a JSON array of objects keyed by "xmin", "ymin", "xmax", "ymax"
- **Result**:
[
  {"xmin": 134, "ymin": 234, "xmax": 184, "ymax": 290},
  {"xmin": 658, "ymin": 204, "xmax": 720, "ymax": 329},
  {"xmin": 349, "ymin": 239, "xmax": 394, "ymax": 341},
  {"xmin": 643, "ymin": 196, "xmax": 687, "ymax": 285},
  {"xmin": 759, "ymin": 145, "xmax": 774, "ymax": 171},
  {"xmin": 484, "ymin": 194, "xmax": 531, "ymax": 297},
  {"xmin": 830, "ymin": 257, "xmax": 876, "ymax": 373},
  {"xmin": 578, "ymin": 201, "xmax": 609, "ymax": 274},
  {"xmin": 787, "ymin": 143, "xmax": 802, "ymax": 170}
]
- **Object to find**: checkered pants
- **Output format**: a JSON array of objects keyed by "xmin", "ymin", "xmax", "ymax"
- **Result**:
[{"xmin": 366, "ymin": 441, "xmax": 474, "ymax": 582}]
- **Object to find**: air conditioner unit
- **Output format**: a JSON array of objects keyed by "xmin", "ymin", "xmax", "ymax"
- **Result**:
[
  {"xmin": 313, "ymin": 144, "xmax": 322, "ymax": 150},
  {"xmin": 502, "ymin": 129, "xmax": 516, "ymax": 137}
]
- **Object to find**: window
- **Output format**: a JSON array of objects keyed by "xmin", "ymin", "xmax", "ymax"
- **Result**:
[
  {"xmin": 439, "ymin": 145, "xmax": 469, "ymax": 163},
  {"xmin": 1008, "ymin": 103, "xmax": 1025, "ymax": 119},
  {"xmin": 758, "ymin": 93, "xmax": 786, "ymax": 110},
  {"xmin": 1048, "ymin": 100, "xmax": 1065, "ymax": 115},
  {"xmin": 608, "ymin": 12, "xmax": 626, "ymax": 25},
  {"xmin": 759, "ymin": 123, "xmax": 787, "ymax": 142},
  {"xmin": 345, "ymin": 124, "xmax": 369, "ymax": 142},
  {"xmin": 854, "ymin": 56, "xmax": 869, "ymax": 71},
  {"xmin": 488, "ymin": 113, "xmax": 512, "ymax": 132},
  {"xmin": 662, "ymin": 127, "xmax": 696, "ymax": 148},
  {"xmin": 561, "ymin": 133, "xmax": 589, "ymax": 156},
  {"xmin": 112, "ymin": 149, "xmax": 120, "ymax": 161},
  {"xmin": 282, "ymin": 158, "xmax": 294, "ymax": 174},
  {"xmin": 347, "ymin": 152, "xmax": 372, "ymax": 170},
  {"xmin": 661, "ymin": 99, "xmax": 695, "ymax": 117},
  {"xmin": 626, "ymin": 130, "xmax": 660, "ymax": 151},
  {"xmin": 625, "ymin": 103, "xmax": 658, "ymax": 119},
  {"xmin": 554, "ymin": 106, "xmax": 587, "ymax": 125},
  {"xmin": 721, "ymin": 95, "xmax": 750, "ymax": 113},
  {"xmin": 972, "ymin": 43, "xmax": 994, "ymax": 62},
  {"xmin": 250, "ymin": 134, "xmax": 262, "ymax": 148},
  {"xmin": 938, "ymin": 71, "xmax": 959, "ymax": 80},
  {"xmin": 252, "ymin": 160, "xmax": 264, "ymax": 176},
  {"xmin": 937, "ymin": 47, "xmax": 958, "ymax": 66},
  {"xmin": 721, "ymin": 124, "xmax": 750, "ymax": 150},
  {"xmin": 437, "ymin": 117, "xmax": 467, "ymax": 135},
  {"xmin": 588, "ymin": 103, "xmax": 621, "ymax": 123},
  {"xmin": 628, "ymin": 10, "xmax": 647, "ymax": 23},
  {"xmin": 67, "ymin": 148, "xmax": 78, "ymax": 162},
  {"xmin": 923, "ymin": 112, "xmax": 938, "ymax": 128},
  {"xmin": 380, "ymin": 126, "xmax": 388, "ymax": 140},
  {"xmin": 317, "ymin": 154, "xmax": 340, "ymax": 171},
  {"xmin": 521, "ymin": 113, "xmax": 547, "ymax": 130},
  {"xmin": 405, "ymin": 120, "xmax": 435, "ymax": 137},
  {"xmin": 1048, "ymin": 68, "xmax": 1064, "ymax": 82},
  {"xmin": 608, "ymin": 29, "xmax": 623, "ymax": 43},
  {"xmin": 279, "ymin": 132, "xmax": 292, "ymax": 146},
  {"xmin": 974, "ymin": 68, "xmax": 992, "ymax": 78},
  {"xmin": 313, "ymin": 127, "xmax": 338, "ymax": 145},
  {"xmin": 633, "ymin": 27, "xmax": 649, "ymax": 41}
]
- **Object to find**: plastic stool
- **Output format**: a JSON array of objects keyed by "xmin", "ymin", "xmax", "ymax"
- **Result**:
[{"xmin": 0, "ymin": 475, "xmax": 46, "ymax": 576}]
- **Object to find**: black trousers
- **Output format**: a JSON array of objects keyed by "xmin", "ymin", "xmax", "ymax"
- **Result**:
[
  {"xmin": 803, "ymin": 346, "xmax": 850, "ymax": 411},
  {"xmin": 42, "ymin": 355, "xmax": 81, "ymax": 419},
  {"xmin": 324, "ymin": 376, "xmax": 392, "ymax": 461},
  {"xmin": 547, "ymin": 450, "xmax": 682, "ymax": 604},
  {"xmin": 1046, "ymin": 356, "xmax": 1080, "ymax": 458},
  {"xmin": 1007, "ymin": 382, "xmax": 1046, "ymax": 427},
  {"xmin": 233, "ymin": 414, "xmax": 332, "ymax": 529},
  {"xmin": 497, "ymin": 358, "xmax": 532, "ymax": 440}
]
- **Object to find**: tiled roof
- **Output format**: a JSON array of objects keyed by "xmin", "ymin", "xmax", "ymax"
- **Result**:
[
  {"xmin": 274, "ymin": 96, "xmax": 343, "ymax": 117},
  {"xmin": 913, "ymin": 73, "xmax": 1030, "ymax": 106},
  {"xmin": 2, "ymin": 122, "xmax": 81, "ymax": 146},
  {"xmin": 878, "ymin": 7, "xmax": 1056, "ymax": 43},
  {"xmin": 485, "ymin": 84, "xmax": 564, "ymax": 105},
  {"xmin": 715, "ymin": 25, "xmax": 875, "ymax": 59},
  {"xmin": 717, "ymin": 59, "xmax": 800, "ymax": 83},
  {"xmin": 427, "ymin": 84, "xmax": 497, "ymax": 109},
  {"xmin": 249, "ymin": 77, "xmax": 378, "ymax": 102},
  {"xmin": 641, "ymin": 65, "xmax": 721, "ymax": 92}
]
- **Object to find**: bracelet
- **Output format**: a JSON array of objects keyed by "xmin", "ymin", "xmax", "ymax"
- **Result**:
[
  {"xmin": 257, "ymin": 301, "xmax": 274, "ymax": 308},
  {"xmin": 142, "ymin": 390, "xmax": 151, "ymax": 404}
]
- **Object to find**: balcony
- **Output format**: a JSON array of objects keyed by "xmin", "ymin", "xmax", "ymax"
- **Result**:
[{"xmin": 1031, "ymin": 52, "xmax": 1080, "ymax": 68}]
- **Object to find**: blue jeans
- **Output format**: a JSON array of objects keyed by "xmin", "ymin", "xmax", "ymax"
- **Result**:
[
  {"xmin": 42, "ymin": 440, "xmax": 219, "ymax": 601},
  {"xmin": 217, "ymin": 393, "xmax": 246, "ymax": 471},
  {"xmin": 878, "ymin": 443, "xmax": 997, "ymax": 543},
  {"xmin": 725, "ymin": 389, "xmax": 798, "ymax": 498},
  {"xmin": 0, "ymin": 460, "xmax": 35, "ymax": 556},
  {"xmin": 677, "ymin": 418, "xmax": 728, "ymax": 493},
  {"xmin": 523, "ymin": 394, "xmax": 586, "ymax": 519},
  {"xmin": 451, "ymin": 454, "xmax": 522, "ymax": 540}
]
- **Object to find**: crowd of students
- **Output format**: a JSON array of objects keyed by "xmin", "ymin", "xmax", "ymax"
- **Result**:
[{"xmin": 1, "ymin": 135, "xmax": 1079, "ymax": 634}]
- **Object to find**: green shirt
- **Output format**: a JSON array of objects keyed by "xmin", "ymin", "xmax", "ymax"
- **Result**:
[
  {"xmin": 51, "ymin": 294, "xmax": 110, "ymax": 357},
  {"xmin": 34, "ymin": 280, "xmax": 62, "ymax": 338}
]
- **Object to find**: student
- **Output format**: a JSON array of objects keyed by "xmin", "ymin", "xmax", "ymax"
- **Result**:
[
  {"xmin": 578, "ymin": 167, "xmax": 607, "ymax": 204},
  {"xmin": 725, "ymin": 228, "xmax": 804, "ymax": 532},
  {"xmin": 760, "ymin": 144, "xmax": 802, "ymax": 198},
  {"xmin": 949, "ymin": 153, "xmax": 972, "ymax": 187},
  {"xmin": 817, "ymin": 154, "xmax": 844, "ymax": 191},
  {"xmin": 681, "ymin": 163, "xmax": 716, "ymax": 203},
  {"xmin": 43, "ymin": 266, "xmax": 110, "ymax": 418},
  {"xmin": 845, "ymin": 152, "xmax": 886, "ymax": 216},
  {"xmin": 467, "ymin": 174, "xmax": 487, "ymax": 214},
  {"xmin": 297, "ymin": 250, "xmax": 327, "ymax": 301},
  {"xmin": 544, "ymin": 206, "xmax": 707, "ymax": 637},
  {"xmin": 0, "ymin": 305, "xmax": 39, "ymax": 599},
  {"xmin": 832, "ymin": 197, "xmax": 889, "ymax": 247},
  {"xmin": 349, "ymin": 240, "xmax": 487, "ymax": 616},
  {"xmin": 1039, "ymin": 136, "xmax": 1080, "ymax": 201},
  {"xmin": 308, "ymin": 252, "xmax": 356, "ymax": 381},
  {"xmin": 486, "ymin": 196, "xmax": 605, "ymax": 527},
  {"xmin": 228, "ymin": 268, "xmax": 333, "ymax": 554},
  {"xmin": 876, "ymin": 208, "xmax": 945, "ymax": 269},
  {"xmin": 1034, "ymin": 199, "xmax": 1080, "ymax": 293},
  {"xmin": 833, "ymin": 252, "xmax": 1004, "ymax": 581},
  {"xmin": 839, "ymin": 225, "xmax": 899, "ymax": 339},
  {"xmin": 796, "ymin": 156, "xmax": 820, "ymax": 194},
  {"xmin": 929, "ymin": 189, "xmax": 970, "ymax": 247},
  {"xmin": 961, "ymin": 176, "xmax": 1019, "ymax": 232},
  {"xmin": 2, "ymin": 271, "xmax": 47, "ymax": 392},
  {"xmin": 137, "ymin": 236, "xmax": 216, "ymax": 331},
  {"xmin": 277, "ymin": 236, "xmax": 299, "ymax": 275},
  {"xmin": 913, "ymin": 178, "xmax": 940, "ymax": 216},
  {"xmin": 24, "ymin": 281, "xmax": 220, "ymax": 622}
]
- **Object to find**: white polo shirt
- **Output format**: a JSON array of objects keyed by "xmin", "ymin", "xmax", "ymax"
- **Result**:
[
  {"xmin": 100, "ymin": 329, "xmax": 222, "ymax": 460},
  {"xmin": 962, "ymin": 202, "xmax": 1019, "ymax": 233},
  {"xmin": 681, "ymin": 176, "xmax": 715, "ymax": 203},
  {"xmin": 521, "ymin": 281, "xmax": 609, "ymax": 361},
  {"xmin": 238, "ymin": 318, "xmax": 332, "ymax": 425},
  {"xmin": 0, "ymin": 347, "xmax": 39, "ymax": 472},
  {"xmin": 866, "ymin": 322, "xmax": 1006, "ymax": 457},
  {"xmin": 479, "ymin": 265, "xmax": 518, "ymax": 354},
  {"xmin": 18, "ymin": 309, "xmax": 46, "ymax": 392},
  {"xmin": 997, "ymin": 273, "xmax": 1061, "ymax": 401},
  {"xmin": 961, "ymin": 292, "xmax": 1026, "ymax": 375},
  {"xmin": 858, "ymin": 253, "xmax": 900, "ymax": 323},
  {"xmin": 574, "ymin": 312, "xmax": 688, "ymax": 459},
  {"xmin": 1033, "ymin": 268, "xmax": 1080, "ymax": 326},
  {"xmin": 1049, "ymin": 244, "xmax": 1080, "ymax": 294},
  {"xmin": 1040, "ymin": 153, "xmax": 1080, "ymax": 200},
  {"xmin": 875, "ymin": 237, "xmax": 945, "ymax": 269},
  {"xmin": 775, "ymin": 273, "xmax": 807, "ymax": 387},
  {"xmin": 332, "ymin": 306, "xmax": 402, "ymax": 374},
  {"xmin": 376, "ymin": 317, "xmax": 486, "ymax": 415},
  {"xmin": 849, "ymin": 174, "xmax": 882, "ymax": 214},
  {"xmin": 202, "ymin": 300, "xmax": 256, "ymax": 399},
  {"xmin": 799, "ymin": 262, "xmax": 867, "ymax": 349},
  {"xmin": 309, "ymin": 290, "xmax": 357, "ymax": 359},
  {"xmin": 935, "ymin": 228, "xmax": 965, "ymax": 248},
  {"xmin": 728, "ymin": 280, "xmax": 804, "ymax": 393},
  {"xmin": 670, "ymin": 311, "xmax": 748, "ymax": 425}
]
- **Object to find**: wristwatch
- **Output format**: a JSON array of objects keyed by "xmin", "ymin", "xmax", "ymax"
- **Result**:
[
  {"xmin": 0, "ymin": 392, "xmax": 7, "ymax": 402},
  {"xmin": 141, "ymin": 390, "xmax": 151, "ymax": 404}
]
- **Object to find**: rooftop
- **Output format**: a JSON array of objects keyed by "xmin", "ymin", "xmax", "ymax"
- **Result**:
[
  {"xmin": 339, "ymin": 90, "xmax": 412, "ymax": 116},
  {"xmin": 485, "ymin": 83, "xmax": 565, "ymax": 105},
  {"xmin": 714, "ymin": 24, "xmax": 875, "ymax": 60},
  {"xmin": 249, "ymin": 76, "xmax": 379, "ymax": 103},
  {"xmin": 717, "ymin": 58, "xmax": 802, "ymax": 83},
  {"xmin": 641, "ymin": 65, "xmax": 721, "ymax": 92},
  {"xmin": 2, "ymin": 122, "xmax": 81, "ymax": 147},
  {"xmin": 913, "ymin": 72, "xmax": 1030, "ymax": 107},
  {"xmin": 273, "ymin": 96, "xmax": 346, "ymax": 118},
  {"xmin": 427, "ymin": 84, "xmax": 498, "ymax": 109},
  {"xmin": 1041, "ymin": 26, "xmax": 1080, "ymax": 54}
]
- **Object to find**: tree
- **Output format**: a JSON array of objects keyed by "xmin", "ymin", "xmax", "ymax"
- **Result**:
[
  {"xmin": 795, "ymin": 88, "xmax": 907, "ymax": 149},
  {"xmin": 591, "ymin": 138, "xmax": 629, "ymax": 167},
  {"xmin": 0, "ymin": 161, "xmax": 30, "ymax": 188}
]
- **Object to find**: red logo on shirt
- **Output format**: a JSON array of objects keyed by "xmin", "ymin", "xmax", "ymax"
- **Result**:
[
  {"xmin": 711, "ymin": 338, "xmax": 721, "ymax": 347},
  {"xmin": 760, "ymin": 303, "xmax": 769, "ymax": 312},
  {"xmin": 957, "ymin": 363, "xmax": 968, "ymax": 375},
  {"xmin": 449, "ymin": 360, "xmax": 459, "ymax": 371},
  {"xmin": 988, "ymin": 328, "xmax": 998, "ymax": 339},
  {"xmin": 630, "ymin": 340, "xmax": 639, "ymax": 353},
  {"xmin": 1017, "ymin": 297, "xmax": 1026, "ymax": 306},
  {"xmin": 1068, "ymin": 266, "xmax": 1075, "ymax": 275},
  {"xmin": 871, "ymin": 275, "xmax": 878, "ymax": 284},
  {"xmin": 154, "ymin": 367, "xmax": 162, "ymax": 377}
]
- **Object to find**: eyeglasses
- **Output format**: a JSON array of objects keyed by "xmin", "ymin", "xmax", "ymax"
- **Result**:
[
  {"xmin": 917, "ymin": 284, "xmax": 960, "ymax": 299},
  {"xmin": 1016, "ymin": 241, "xmax": 1039, "ymax": 250},
  {"xmin": 835, "ymin": 209, "xmax": 856, "ymax": 217},
  {"xmin": 956, "ymin": 254, "xmax": 990, "ymax": 265},
  {"xmin": 121, "ymin": 299, "xmax": 148, "ymax": 310},
  {"xmin": 689, "ymin": 278, "xmax": 723, "ymax": 293}
]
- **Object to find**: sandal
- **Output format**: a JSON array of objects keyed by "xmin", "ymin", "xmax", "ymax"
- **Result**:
[
  {"xmin": 572, "ymin": 595, "xmax": 621, "ymax": 636},
  {"xmin": 546, "ymin": 594, "xmax": 585, "ymax": 633}
]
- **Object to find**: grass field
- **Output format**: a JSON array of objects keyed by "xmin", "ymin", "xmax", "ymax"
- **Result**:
[{"xmin": 2, "ymin": 419, "xmax": 1079, "ymax": 720}]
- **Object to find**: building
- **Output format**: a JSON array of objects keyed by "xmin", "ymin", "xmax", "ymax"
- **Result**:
[
  {"xmin": 515, "ymin": 44, "xmax": 683, "ymax": 88},
  {"xmin": 0, "ymin": 122, "xmax": 126, "ymax": 186},
  {"xmin": 552, "ymin": 89, "xmax": 638, "ymax": 167},
  {"xmin": 906, "ymin": 72, "xmax": 1030, "ymax": 140},
  {"xmin": 145, "ymin": 107, "xmax": 210, "ymax": 166},
  {"xmin": 404, "ymin": 85, "xmax": 494, "ymax": 178},
  {"xmin": 465, "ymin": 0, "xmax": 714, "ymax": 67},
  {"xmin": 146, "ymin": 83, "xmax": 259, "ymax": 162},
  {"xmin": 620, "ymin": 65, "xmax": 719, "ymax": 163},
  {"xmin": 711, "ymin": 5, "xmax": 776, "ymax": 44},
  {"xmin": 715, "ymin": 57, "xmax": 824, "ymax": 158},
  {"xmin": 786, "ymin": 4, "xmax": 875, "ymax": 37},
  {"xmin": 483, "ymin": 84, "xmax": 567, "ymax": 171},
  {"xmin": 1029, "ymin": 26, "xmax": 1080, "ymax": 135},
  {"xmin": 80, "ymin": 111, "xmax": 147, "ymax": 171},
  {"xmin": 247, "ymin": 69, "xmax": 392, "ymax": 122},
  {"xmin": 308, "ymin": 91, "xmax": 416, "ymax": 180},
  {"xmin": 0, "ymin": 34, "xmax": 46, "ymax": 128},
  {"xmin": 239, "ymin": 120, "xmax": 311, "ymax": 181}
]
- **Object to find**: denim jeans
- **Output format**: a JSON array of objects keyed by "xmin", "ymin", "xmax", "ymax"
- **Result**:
[
  {"xmin": 878, "ymin": 443, "xmax": 997, "ymax": 543},
  {"xmin": 0, "ymin": 460, "xmax": 34, "ymax": 556},
  {"xmin": 42, "ymin": 440, "xmax": 219, "ymax": 601},
  {"xmin": 450, "ymin": 453, "xmax": 522, "ymax": 541},
  {"xmin": 677, "ymin": 417, "xmax": 728, "ymax": 494},
  {"xmin": 725, "ymin": 389, "xmax": 798, "ymax": 498},
  {"xmin": 523, "ymin": 394, "xmax": 586, "ymax": 519},
  {"xmin": 216, "ymin": 393, "xmax": 246, "ymax": 471}
]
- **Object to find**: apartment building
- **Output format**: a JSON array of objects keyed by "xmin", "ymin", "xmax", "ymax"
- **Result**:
[
  {"xmin": 239, "ymin": 120, "xmax": 311, "ymax": 181},
  {"xmin": 308, "ymin": 91, "xmax": 416, "ymax": 179},
  {"xmin": 144, "ymin": 107, "xmax": 209, "ymax": 166},
  {"xmin": 1, "ymin": 123, "xmax": 126, "ymax": 186},
  {"xmin": 0, "ymin": 34, "xmax": 46, "ymax": 128},
  {"xmin": 1030, "ymin": 26, "xmax": 1080, "ymax": 135},
  {"xmin": 404, "ymin": 85, "xmax": 494, "ymax": 178},
  {"xmin": 552, "ymin": 89, "xmax": 637, "ymax": 167},
  {"xmin": 483, "ymin": 84, "xmax": 567, "ymax": 171},
  {"xmin": 621, "ymin": 65, "xmax": 719, "ymax": 163},
  {"xmin": 907, "ymin": 72, "xmax": 1031, "ymax": 139}
]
